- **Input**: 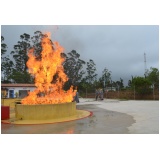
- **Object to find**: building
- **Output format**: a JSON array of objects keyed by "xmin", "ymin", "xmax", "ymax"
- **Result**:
[
  {"xmin": 1, "ymin": 84, "xmax": 36, "ymax": 98},
  {"xmin": 105, "ymin": 87, "xmax": 116, "ymax": 92}
]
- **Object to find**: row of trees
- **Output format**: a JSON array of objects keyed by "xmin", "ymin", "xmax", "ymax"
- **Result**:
[{"xmin": 1, "ymin": 31, "xmax": 159, "ymax": 95}]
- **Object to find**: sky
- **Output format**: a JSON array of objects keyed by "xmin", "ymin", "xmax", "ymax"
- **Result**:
[{"xmin": 1, "ymin": 25, "xmax": 159, "ymax": 86}]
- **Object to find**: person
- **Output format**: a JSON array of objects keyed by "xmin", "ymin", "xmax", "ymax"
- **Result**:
[
  {"xmin": 95, "ymin": 88, "xmax": 99, "ymax": 101},
  {"xmin": 74, "ymin": 86, "xmax": 79, "ymax": 103},
  {"xmin": 100, "ymin": 88, "xmax": 104, "ymax": 100}
]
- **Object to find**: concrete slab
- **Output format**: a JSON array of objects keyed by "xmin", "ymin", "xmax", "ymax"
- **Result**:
[{"xmin": 78, "ymin": 98, "xmax": 159, "ymax": 134}]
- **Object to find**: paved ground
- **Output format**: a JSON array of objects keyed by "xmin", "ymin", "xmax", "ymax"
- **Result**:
[
  {"xmin": 1, "ymin": 98, "xmax": 159, "ymax": 134},
  {"xmin": 79, "ymin": 98, "xmax": 159, "ymax": 134}
]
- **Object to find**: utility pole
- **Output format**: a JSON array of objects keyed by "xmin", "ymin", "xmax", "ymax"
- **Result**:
[
  {"xmin": 152, "ymin": 83, "xmax": 155, "ymax": 100},
  {"xmin": 104, "ymin": 74, "xmax": 105, "ymax": 89},
  {"xmin": 144, "ymin": 53, "xmax": 147, "ymax": 77},
  {"xmin": 134, "ymin": 85, "xmax": 135, "ymax": 100},
  {"xmin": 117, "ymin": 84, "xmax": 120, "ymax": 99}
]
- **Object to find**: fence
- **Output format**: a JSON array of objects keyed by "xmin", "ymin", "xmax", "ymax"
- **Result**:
[{"xmin": 78, "ymin": 89, "xmax": 159, "ymax": 100}]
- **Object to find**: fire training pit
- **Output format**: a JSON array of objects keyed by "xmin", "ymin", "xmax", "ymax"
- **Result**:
[
  {"xmin": 1, "ymin": 101, "xmax": 91, "ymax": 124},
  {"xmin": 1, "ymin": 32, "xmax": 92, "ymax": 125},
  {"xmin": 15, "ymin": 102, "xmax": 76, "ymax": 120}
]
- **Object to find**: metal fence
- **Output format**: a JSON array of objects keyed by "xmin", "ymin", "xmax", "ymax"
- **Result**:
[{"xmin": 78, "ymin": 89, "xmax": 159, "ymax": 100}]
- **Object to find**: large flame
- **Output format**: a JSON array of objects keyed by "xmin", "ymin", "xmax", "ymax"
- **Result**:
[{"xmin": 21, "ymin": 34, "xmax": 76, "ymax": 104}]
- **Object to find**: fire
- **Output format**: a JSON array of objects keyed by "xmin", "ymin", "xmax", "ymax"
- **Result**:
[{"xmin": 21, "ymin": 34, "xmax": 76, "ymax": 104}]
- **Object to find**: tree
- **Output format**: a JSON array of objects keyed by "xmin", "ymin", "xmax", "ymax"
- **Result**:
[
  {"xmin": 63, "ymin": 50, "xmax": 86, "ymax": 88},
  {"xmin": 1, "ymin": 36, "xmax": 7, "ymax": 57},
  {"xmin": 1, "ymin": 36, "xmax": 14, "ymax": 82},
  {"xmin": 114, "ymin": 78, "xmax": 124, "ymax": 90},
  {"xmin": 1, "ymin": 59, "xmax": 14, "ymax": 83},
  {"xmin": 31, "ymin": 31, "xmax": 49, "ymax": 60},
  {"xmin": 11, "ymin": 33, "xmax": 31, "ymax": 72},
  {"xmin": 119, "ymin": 78, "xmax": 124, "ymax": 89},
  {"xmin": 9, "ymin": 70, "xmax": 33, "ymax": 83},
  {"xmin": 9, "ymin": 33, "xmax": 33, "ymax": 83},
  {"xmin": 146, "ymin": 67, "xmax": 159, "ymax": 89},
  {"xmin": 9, "ymin": 31, "xmax": 49, "ymax": 83},
  {"xmin": 99, "ymin": 67, "xmax": 111, "ymax": 88},
  {"xmin": 86, "ymin": 59, "xmax": 97, "ymax": 84},
  {"xmin": 78, "ymin": 77, "xmax": 89, "ymax": 97},
  {"xmin": 131, "ymin": 76, "xmax": 152, "ymax": 94}
]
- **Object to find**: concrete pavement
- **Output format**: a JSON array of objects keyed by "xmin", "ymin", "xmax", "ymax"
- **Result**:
[{"xmin": 78, "ymin": 98, "xmax": 159, "ymax": 134}]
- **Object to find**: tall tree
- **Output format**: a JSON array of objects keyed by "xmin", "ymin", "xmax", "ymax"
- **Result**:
[
  {"xmin": 119, "ymin": 78, "xmax": 124, "ymax": 89},
  {"xmin": 86, "ymin": 59, "xmax": 97, "ymax": 84},
  {"xmin": 1, "ymin": 36, "xmax": 7, "ymax": 58},
  {"xmin": 1, "ymin": 36, "xmax": 13, "ymax": 82},
  {"xmin": 146, "ymin": 67, "xmax": 159, "ymax": 89},
  {"xmin": 63, "ymin": 50, "xmax": 86, "ymax": 88},
  {"xmin": 11, "ymin": 33, "xmax": 31, "ymax": 72},
  {"xmin": 1, "ymin": 36, "xmax": 7, "ymax": 75},
  {"xmin": 31, "ymin": 31, "xmax": 49, "ymax": 60},
  {"xmin": 131, "ymin": 76, "xmax": 151, "ymax": 94},
  {"xmin": 9, "ymin": 33, "xmax": 33, "ymax": 83},
  {"xmin": 100, "ymin": 67, "xmax": 111, "ymax": 88},
  {"xmin": 9, "ymin": 31, "xmax": 49, "ymax": 83}
]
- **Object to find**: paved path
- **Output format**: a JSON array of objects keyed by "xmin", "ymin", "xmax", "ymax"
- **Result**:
[{"xmin": 78, "ymin": 98, "xmax": 159, "ymax": 134}]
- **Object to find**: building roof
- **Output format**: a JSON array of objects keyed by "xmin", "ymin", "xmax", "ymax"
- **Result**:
[{"xmin": 1, "ymin": 84, "xmax": 36, "ymax": 87}]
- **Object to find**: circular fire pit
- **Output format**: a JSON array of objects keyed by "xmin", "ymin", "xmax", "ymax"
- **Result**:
[
  {"xmin": 1, "ymin": 102, "xmax": 92, "ymax": 125},
  {"xmin": 1, "ymin": 35, "xmax": 93, "ymax": 125},
  {"xmin": 15, "ymin": 102, "xmax": 76, "ymax": 120}
]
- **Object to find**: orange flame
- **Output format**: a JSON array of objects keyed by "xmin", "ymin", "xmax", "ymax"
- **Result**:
[{"xmin": 21, "ymin": 34, "xmax": 76, "ymax": 104}]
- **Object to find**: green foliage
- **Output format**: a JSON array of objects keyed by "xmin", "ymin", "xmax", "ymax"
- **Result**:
[
  {"xmin": 86, "ymin": 59, "xmax": 97, "ymax": 84},
  {"xmin": 1, "ymin": 58, "xmax": 13, "ymax": 81},
  {"xmin": 146, "ymin": 67, "xmax": 159, "ymax": 89},
  {"xmin": 131, "ymin": 76, "xmax": 152, "ymax": 94},
  {"xmin": 1, "ymin": 36, "xmax": 7, "ymax": 57},
  {"xmin": 132, "ymin": 77, "xmax": 151, "ymax": 86},
  {"xmin": 9, "ymin": 70, "xmax": 34, "ymax": 83},
  {"xmin": 78, "ymin": 59, "xmax": 98, "ymax": 92},
  {"xmin": 63, "ymin": 50, "xmax": 86, "ymax": 89},
  {"xmin": 31, "ymin": 31, "xmax": 49, "ymax": 60},
  {"xmin": 11, "ymin": 33, "xmax": 31, "ymax": 72},
  {"xmin": 3, "ymin": 31, "xmax": 49, "ymax": 83},
  {"xmin": 128, "ymin": 67, "xmax": 159, "ymax": 95},
  {"xmin": 99, "ymin": 67, "xmax": 112, "ymax": 88},
  {"xmin": 1, "ymin": 36, "xmax": 14, "ymax": 82},
  {"xmin": 111, "ymin": 78, "xmax": 124, "ymax": 91}
]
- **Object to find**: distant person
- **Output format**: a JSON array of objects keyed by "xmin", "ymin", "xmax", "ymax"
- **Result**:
[
  {"xmin": 95, "ymin": 89, "xmax": 99, "ymax": 101},
  {"xmin": 100, "ymin": 88, "xmax": 104, "ymax": 100},
  {"xmin": 74, "ymin": 86, "xmax": 79, "ymax": 103}
]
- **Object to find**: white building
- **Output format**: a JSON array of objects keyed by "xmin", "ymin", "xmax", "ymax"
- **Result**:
[
  {"xmin": 105, "ymin": 87, "xmax": 116, "ymax": 92},
  {"xmin": 1, "ymin": 84, "xmax": 36, "ymax": 98}
]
